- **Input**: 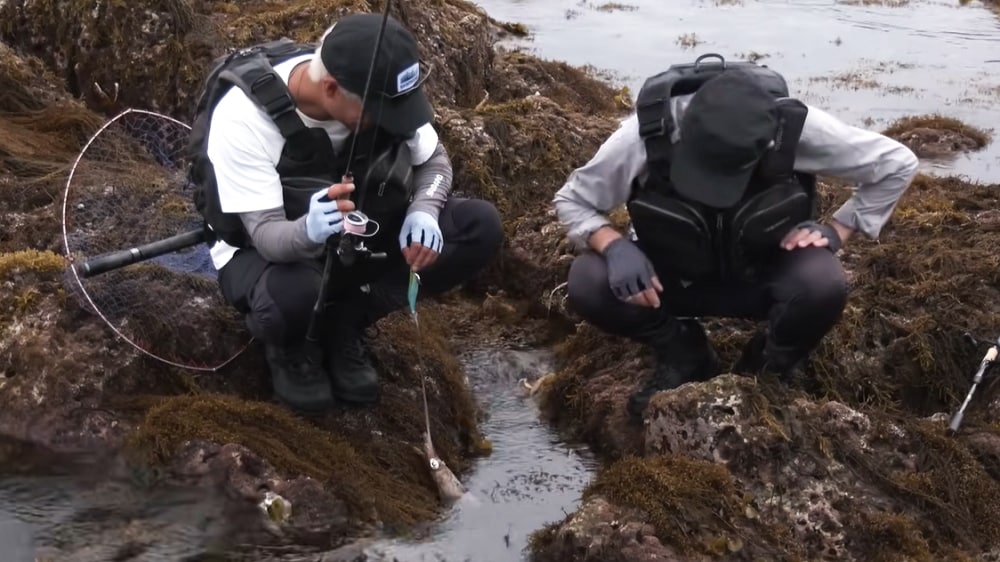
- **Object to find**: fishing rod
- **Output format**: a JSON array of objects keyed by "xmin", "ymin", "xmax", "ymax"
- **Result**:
[
  {"xmin": 304, "ymin": 0, "xmax": 394, "ymax": 344},
  {"xmin": 947, "ymin": 331, "xmax": 1000, "ymax": 433},
  {"xmin": 73, "ymin": 227, "xmax": 205, "ymax": 278}
]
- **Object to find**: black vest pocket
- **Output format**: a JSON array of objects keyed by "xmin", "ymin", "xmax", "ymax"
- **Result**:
[
  {"xmin": 281, "ymin": 176, "xmax": 335, "ymax": 222},
  {"xmin": 728, "ymin": 181, "xmax": 812, "ymax": 262},
  {"xmin": 627, "ymin": 190, "xmax": 717, "ymax": 281}
]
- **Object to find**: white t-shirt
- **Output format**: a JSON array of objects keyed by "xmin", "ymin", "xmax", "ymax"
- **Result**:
[{"xmin": 205, "ymin": 54, "xmax": 440, "ymax": 270}]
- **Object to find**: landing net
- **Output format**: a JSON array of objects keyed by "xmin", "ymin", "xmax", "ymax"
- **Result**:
[{"xmin": 61, "ymin": 108, "xmax": 251, "ymax": 371}]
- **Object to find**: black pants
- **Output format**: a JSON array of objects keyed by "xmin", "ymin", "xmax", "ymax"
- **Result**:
[
  {"xmin": 217, "ymin": 198, "xmax": 503, "ymax": 346},
  {"xmin": 566, "ymin": 244, "xmax": 849, "ymax": 362}
]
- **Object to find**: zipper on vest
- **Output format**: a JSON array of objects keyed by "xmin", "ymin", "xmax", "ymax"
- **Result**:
[{"xmin": 716, "ymin": 213, "xmax": 727, "ymax": 281}]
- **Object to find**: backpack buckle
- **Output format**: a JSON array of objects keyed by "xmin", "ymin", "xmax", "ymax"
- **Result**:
[
  {"xmin": 252, "ymin": 73, "xmax": 295, "ymax": 118},
  {"xmin": 638, "ymin": 117, "xmax": 666, "ymax": 138}
]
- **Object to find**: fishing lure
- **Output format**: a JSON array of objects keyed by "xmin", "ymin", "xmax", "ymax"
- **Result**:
[{"xmin": 408, "ymin": 270, "xmax": 421, "ymax": 327}]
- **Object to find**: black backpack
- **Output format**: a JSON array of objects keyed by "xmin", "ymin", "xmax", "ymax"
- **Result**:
[
  {"xmin": 186, "ymin": 38, "xmax": 318, "ymax": 249},
  {"xmin": 633, "ymin": 53, "xmax": 805, "ymax": 194}
]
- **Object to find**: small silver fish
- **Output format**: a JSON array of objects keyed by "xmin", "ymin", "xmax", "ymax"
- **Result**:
[
  {"xmin": 421, "ymin": 428, "xmax": 467, "ymax": 505},
  {"xmin": 415, "ymin": 370, "xmax": 467, "ymax": 505}
]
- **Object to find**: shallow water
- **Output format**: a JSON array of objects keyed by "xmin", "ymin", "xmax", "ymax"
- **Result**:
[
  {"xmin": 0, "ymin": 438, "xmax": 253, "ymax": 561},
  {"xmin": 474, "ymin": 0, "xmax": 1000, "ymax": 183},
  {"xmin": 0, "ymin": 347, "xmax": 597, "ymax": 562},
  {"xmin": 363, "ymin": 347, "xmax": 599, "ymax": 562}
]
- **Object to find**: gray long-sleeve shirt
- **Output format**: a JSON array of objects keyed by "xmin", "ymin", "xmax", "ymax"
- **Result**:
[
  {"xmin": 552, "ymin": 94, "xmax": 920, "ymax": 249},
  {"xmin": 239, "ymin": 140, "xmax": 454, "ymax": 263}
]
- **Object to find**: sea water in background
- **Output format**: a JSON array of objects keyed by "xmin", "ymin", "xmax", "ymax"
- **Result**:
[{"xmin": 473, "ymin": 0, "xmax": 1000, "ymax": 183}]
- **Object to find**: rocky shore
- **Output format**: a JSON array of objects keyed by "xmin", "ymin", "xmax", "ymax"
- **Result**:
[{"xmin": 2, "ymin": 0, "xmax": 999, "ymax": 560}]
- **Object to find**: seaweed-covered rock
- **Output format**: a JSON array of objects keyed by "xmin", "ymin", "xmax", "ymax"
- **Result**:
[
  {"xmin": 535, "ymin": 373, "xmax": 1000, "ymax": 561},
  {"xmin": 529, "ymin": 172, "xmax": 1000, "ymax": 560},
  {"xmin": 0, "ymin": 0, "xmax": 508, "ymax": 123},
  {"xmin": 0, "ymin": 0, "xmax": 627, "ymax": 551},
  {"xmin": 882, "ymin": 114, "xmax": 992, "ymax": 158}
]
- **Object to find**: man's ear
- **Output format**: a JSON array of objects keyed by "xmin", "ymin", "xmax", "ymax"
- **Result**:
[{"xmin": 321, "ymin": 76, "xmax": 340, "ymax": 99}]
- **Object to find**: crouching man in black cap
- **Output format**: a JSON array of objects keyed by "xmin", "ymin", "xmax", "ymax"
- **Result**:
[
  {"xmin": 552, "ymin": 56, "xmax": 918, "ymax": 422},
  {"xmin": 188, "ymin": 13, "xmax": 503, "ymax": 412}
]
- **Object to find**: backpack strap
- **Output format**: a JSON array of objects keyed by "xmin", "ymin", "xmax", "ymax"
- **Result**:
[
  {"xmin": 217, "ymin": 50, "xmax": 309, "ymax": 140},
  {"xmin": 756, "ymin": 98, "xmax": 808, "ymax": 184},
  {"xmin": 635, "ymin": 72, "xmax": 679, "ymax": 185}
]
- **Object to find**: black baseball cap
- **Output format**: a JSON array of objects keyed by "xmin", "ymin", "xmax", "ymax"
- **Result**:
[
  {"xmin": 320, "ymin": 13, "xmax": 433, "ymax": 135},
  {"xmin": 669, "ymin": 70, "xmax": 781, "ymax": 209}
]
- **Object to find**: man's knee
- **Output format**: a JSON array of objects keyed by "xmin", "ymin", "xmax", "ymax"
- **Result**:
[
  {"xmin": 566, "ymin": 252, "xmax": 612, "ymax": 319},
  {"xmin": 245, "ymin": 262, "xmax": 322, "ymax": 345},
  {"xmin": 457, "ymin": 198, "xmax": 503, "ymax": 255},
  {"xmin": 780, "ymin": 247, "xmax": 849, "ymax": 315}
]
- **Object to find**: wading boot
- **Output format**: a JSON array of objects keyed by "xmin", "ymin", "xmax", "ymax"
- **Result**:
[
  {"xmin": 324, "ymin": 299, "xmax": 380, "ymax": 405},
  {"xmin": 627, "ymin": 318, "xmax": 721, "ymax": 422},
  {"xmin": 264, "ymin": 341, "xmax": 334, "ymax": 413},
  {"xmin": 732, "ymin": 328, "xmax": 809, "ymax": 386}
]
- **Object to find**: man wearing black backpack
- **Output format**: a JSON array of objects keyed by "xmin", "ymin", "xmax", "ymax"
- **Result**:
[
  {"xmin": 187, "ymin": 13, "xmax": 503, "ymax": 412},
  {"xmin": 552, "ymin": 55, "xmax": 919, "ymax": 422}
]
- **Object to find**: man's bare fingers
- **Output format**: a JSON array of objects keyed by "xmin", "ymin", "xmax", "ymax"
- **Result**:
[
  {"xmin": 326, "ymin": 182, "xmax": 356, "ymax": 200},
  {"xmin": 336, "ymin": 199, "xmax": 356, "ymax": 213},
  {"xmin": 642, "ymin": 287, "xmax": 661, "ymax": 308},
  {"xmin": 781, "ymin": 228, "xmax": 808, "ymax": 249},
  {"xmin": 630, "ymin": 292, "xmax": 651, "ymax": 308},
  {"xmin": 413, "ymin": 245, "xmax": 435, "ymax": 270},
  {"xmin": 418, "ymin": 248, "xmax": 440, "ymax": 270},
  {"xmin": 651, "ymin": 275, "xmax": 664, "ymax": 293}
]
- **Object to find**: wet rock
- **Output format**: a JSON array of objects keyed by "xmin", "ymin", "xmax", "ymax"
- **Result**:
[
  {"xmin": 528, "ymin": 168, "xmax": 1000, "ymax": 558},
  {"xmin": 530, "ymin": 496, "xmax": 683, "ymax": 562},
  {"xmin": 0, "ymin": 0, "xmax": 503, "ymax": 123},
  {"xmin": 0, "ymin": 0, "xmax": 628, "ymax": 551}
]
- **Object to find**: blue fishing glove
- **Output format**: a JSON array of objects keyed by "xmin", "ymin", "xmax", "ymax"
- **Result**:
[
  {"xmin": 399, "ymin": 211, "xmax": 443, "ymax": 253},
  {"xmin": 305, "ymin": 188, "xmax": 345, "ymax": 243}
]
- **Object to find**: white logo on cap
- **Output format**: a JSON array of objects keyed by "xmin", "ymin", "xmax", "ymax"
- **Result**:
[{"xmin": 396, "ymin": 62, "xmax": 420, "ymax": 94}]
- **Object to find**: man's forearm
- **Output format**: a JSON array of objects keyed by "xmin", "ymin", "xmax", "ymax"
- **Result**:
[
  {"xmin": 408, "ymin": 142, "xmax": 452, "ymax": 219},
  {"xmin": 830, "ymin": 219, "xmax": 854, "ymax": 247},
  {"xmin": 587, "ymin": 225, "xmax": 624, "ymax": 254},
  {"xmin": 240, "ymin": 208, "xmax": 325, "ymax": 263}
]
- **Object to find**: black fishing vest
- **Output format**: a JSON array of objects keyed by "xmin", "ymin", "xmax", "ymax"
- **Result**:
[
  {"xmin": 187, "ymin": 39, "xmax": 415, "ymax": 256},
  {"xmin": 625, "ymin": 54, "xmax": 818, "ymax": 283}
]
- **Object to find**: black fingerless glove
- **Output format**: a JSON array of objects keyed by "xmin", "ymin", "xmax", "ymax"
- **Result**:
[
  {"xmin": 602, "ymin": 237, "xmax": 658, "ymax": 300},
  {"xmin": 794, "ymin": 220, "xmax": 843, "ymax": 254}
]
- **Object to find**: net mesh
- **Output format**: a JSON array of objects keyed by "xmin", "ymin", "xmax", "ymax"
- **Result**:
[{"xmin": 61, "ymin": 109, "xmax": 251, "ymax": 371}]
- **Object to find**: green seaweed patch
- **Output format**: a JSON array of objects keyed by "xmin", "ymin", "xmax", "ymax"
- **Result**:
[
  {"xmin": 441, "ymin": 97, "xmax": 620, "ymax": 225},
  {"xmin": 0, "ymin": 102, "xmax": 105, "ymax": 210},
  {"xmin": 583, "ymin": 455, "xmax": 789, "ymax": 557},
  {"xmin": 364, "ymin": 307, "xmax": 484, "ymax": 462},
  {"xmin": 842, "ymin": 510, "xmax": 934, "ymax": 562},
  {"xmin": 891, "ymin": 422, "xmax": 1000, "ymax": 551},
  {"xmin": 808, "ymin": 175, "xmax": 1000, "ymax": 419},
  {"xmin": 538, "ymin": 324, "xmax": 643, "ymax": 429},
  {"xmin": 584, "ymin": 455, "xmax": 738, "ymax": 555},
  {"xmin": 796, "ymin": 406, "xmax": 1000, "ymax": 560},
  {"xmin": 493, "ymin": 19, "xmax": 529, "ymax": 36},
  {"xmin": 127, "ymin": 393, "xmax": 441, "ymax": 527},
  {"xmin": 121, "ymin": 302, "xmax": 487, "ymax": 531},
  {"xmin": 224, "ymin": 0, "xmax": 371, "ymax": 45},
  {"xmin": 881, "ymin": 113, "xmax": 992, "ymax": 158},
  {"xmin": 487, "ymin": 50, "xmax": 625, "ymax": 115},
  {"xmin": 959, "ymin": 0, "xmax": 999, "ymax": 16},
  {"xmin": 0, "ymin": 249, "xmax": 66, "ymax": 280}
]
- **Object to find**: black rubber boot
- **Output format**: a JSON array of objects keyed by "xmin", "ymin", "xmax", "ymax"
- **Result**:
[
  {"xmin": 324, "ymin": 295, "xmax": 380, "ymax": 404},
  {"xmin": 732, "ymin": 328, "xmax": 805, "ymax": 381},
  {"xmin": 264, "ymin": 341, "xmax": 335, "ymax": 412},
  {"xmin": 627, "ymin": 318, "xmax": 721, "ymax": 422}
]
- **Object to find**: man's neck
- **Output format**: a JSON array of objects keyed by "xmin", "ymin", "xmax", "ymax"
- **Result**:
[{"xmin": 288, "ymin": 62, "xmax": 331, "ymax": 122}]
